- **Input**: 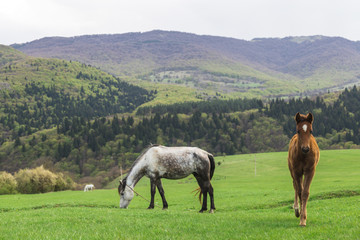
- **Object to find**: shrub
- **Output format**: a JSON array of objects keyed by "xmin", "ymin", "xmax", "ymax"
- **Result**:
[
  {"xmin": 15, "ymin": 166, "xmax": 57, "ymax": 194},
  {"xmin": 5, "ymin": 166, "xmax": 76, "ymax": 194},
  {"xmin": 0, "ymin": 171, "xmax": 17, "ymax": 195},
  {"xmin": 54, "ymin": 172, "xmax": 76, "ymax": 191},
  {"xmin": 54, "ymin": 173, "xmax": 67, "ymax": 192}
]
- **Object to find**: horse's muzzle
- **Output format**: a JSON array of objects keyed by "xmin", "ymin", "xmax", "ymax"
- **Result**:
[{"xmin": 301, "ymin": 147, "xmax": 310, "ymax": 154}]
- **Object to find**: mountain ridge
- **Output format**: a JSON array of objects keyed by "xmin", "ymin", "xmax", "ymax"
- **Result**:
[{"xmin": 11, "ymin": 30, "xmax": 360, "ymax": 98}]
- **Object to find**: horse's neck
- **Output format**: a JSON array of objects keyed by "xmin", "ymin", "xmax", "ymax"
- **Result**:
[{"xmin": 126, "ymin": 159, "xmax": 146, "ymax": 187}]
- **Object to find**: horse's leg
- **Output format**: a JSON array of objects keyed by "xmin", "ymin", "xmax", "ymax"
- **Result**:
[
  {"xmin": 300, "ymin": 170, "xmax": 315, "ymax": 226},
  {"xmin": 193, "ymin": 173, "xmax": 207, "ymax": 213},
  {"xmin": 291, "ymin": 171, "xmax": 303, "ymax": 218},
  {"xmin": 200, "ymin": 181, "xmax": 209, "ymax": 213},
  {"xmin": 148, "ymin": 179, "xmax": 156, "ymax": 209},
  {"xmin": 194, "ymin": 174, "xmax": 215, "ymax": 213},
  {"xmin": 208, "ymin": 182, "xmax": 215, "ymax": 213},
  {"xmin": 155, "ymin": 179, "xmax": 168, "ymax": 210},
  {"xmin": 292, "ymin": 177, "xmax": 301, "ymax": 218}
]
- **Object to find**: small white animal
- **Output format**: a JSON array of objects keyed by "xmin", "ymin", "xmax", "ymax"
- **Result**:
[{"xmin": 84, "ymin": 184, "xmax": 95, "ymax": 192}]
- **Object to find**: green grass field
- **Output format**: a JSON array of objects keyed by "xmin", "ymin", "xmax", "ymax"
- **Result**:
[{"xmin": 0, "ymin": 150, "xmax": 359, "ymax": 239}]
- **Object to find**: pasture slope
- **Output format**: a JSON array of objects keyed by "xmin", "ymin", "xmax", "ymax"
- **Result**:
[{"xmin": 0, "ymin": 149, "xmax": 359, "ymax": 239}]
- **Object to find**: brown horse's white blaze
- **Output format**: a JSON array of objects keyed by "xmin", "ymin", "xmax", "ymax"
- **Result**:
[
  {"xmin": 118, "ymin": 145, "xmax": 216, "ymax": 213},
  {"xmin": 288, "ymin": 112, "xmax": 320, "ymax": 226}
]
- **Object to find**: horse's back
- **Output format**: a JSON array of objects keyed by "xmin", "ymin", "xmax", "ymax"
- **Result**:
[
  {"xmin": 150, "ymin": 146, "xmax": 212, "ymax": 162},
  {"xmin": 146, "ymin": 146, "xmax": 211, "ymax": 179}
]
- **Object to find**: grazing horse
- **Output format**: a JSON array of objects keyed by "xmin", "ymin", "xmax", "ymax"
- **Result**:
[
  {"xmin": 84, "ymin": 184, "xmax": 95, "ymax": 192},
  {"xmin": 288, "ymin": 112, "xmax": 320, "ymax": 226},
  {"xmin": 118, "ymin": 145, "xmax": 216, "ymax": 213}
]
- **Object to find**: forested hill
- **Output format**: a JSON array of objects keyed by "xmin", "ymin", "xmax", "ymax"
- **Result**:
[
  {"xmin": 12, "ymin": 30, "xmax": 360, "ymax": 99},
  {"xmin": 0, "ymin": 45, "xmax": 154, "ymax": 150}
]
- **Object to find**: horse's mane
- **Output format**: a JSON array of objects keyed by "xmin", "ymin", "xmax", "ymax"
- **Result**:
[{"xmin": 125, "ymin": 144, "xmax": 160, "ymax": 176}]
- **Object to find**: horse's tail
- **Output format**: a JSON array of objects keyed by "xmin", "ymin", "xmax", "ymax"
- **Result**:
[
  {"xmin": 208, "ymin": 154, "xmax": 215, "ymax": 180},
  {"xmin": 193, "ymin": 154, "xmax": 216, "ymax": 204},
  {"xmin": 192, "ymin": 188, "xmax": 202, "ymax": 203}
]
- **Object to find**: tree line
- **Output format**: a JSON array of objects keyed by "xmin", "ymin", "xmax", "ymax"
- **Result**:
[{"xmin": 136, "ymin": 98, "xmax": 263, "ymax": 115}]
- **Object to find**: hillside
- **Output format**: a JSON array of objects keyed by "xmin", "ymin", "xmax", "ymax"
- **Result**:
[
  {"xmin": 12, "ymin": 30, "xmax": 360, "ymax": 99},
  {"xmin": 0, "ymin": 45, "xmax": 153, "ymax": 119},
  {"xmin": 0, "ymin": 45, "xmax": 153, "ymax": 173}
]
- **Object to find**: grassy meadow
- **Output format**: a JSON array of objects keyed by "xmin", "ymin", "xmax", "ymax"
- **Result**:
[{"xmin": 0, "ymin": 149, "xmax": 359, "ymax": 239}]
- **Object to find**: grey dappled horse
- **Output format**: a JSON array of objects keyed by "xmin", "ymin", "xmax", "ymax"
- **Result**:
[{"xmin": 118, "ymin": 145, "xmax": 215, "ymax": 213}]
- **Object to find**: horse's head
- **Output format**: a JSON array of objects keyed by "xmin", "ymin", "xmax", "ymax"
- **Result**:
[
  {"xmin": 295, "ymin": 112, "xmax": 314, "ymax": 154},
  {"xmin": 118, "ymin": 178, "xmax": 134, "ymax": 208}
]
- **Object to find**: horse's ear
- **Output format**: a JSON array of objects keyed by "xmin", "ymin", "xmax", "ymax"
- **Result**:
[
  {"xmin": 295, "ymin": 112, "xmax": 301, "ymax": 123},
  {"xmin": 307, "ymin": 113, "xmax": 314, "ymax": 124}
]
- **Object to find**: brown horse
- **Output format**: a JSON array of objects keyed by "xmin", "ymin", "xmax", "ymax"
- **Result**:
[{"xmin": 288, "ymin": 112, "xmax": 320, "ymax": 226}]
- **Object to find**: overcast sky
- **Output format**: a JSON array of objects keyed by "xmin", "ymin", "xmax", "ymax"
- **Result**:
[{"xmin": 1, "ymin": 0, "xmax": 360, "ymax": 45}]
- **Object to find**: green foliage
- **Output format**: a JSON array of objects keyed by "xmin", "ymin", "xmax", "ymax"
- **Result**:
[
  {"xmin": 1, "ymin": 77, "xmax": 153, "ymax": 140},
  {"xmin": 14, "ymin": 166, "xmax": 75, "ymax": 194},
  {"xmin": 0, "ymin": 171, "xmax": 17, "ymax": 195},
  {"xmin": 54, "ymin": 172, "xmax": 76, "ymax": 192}
]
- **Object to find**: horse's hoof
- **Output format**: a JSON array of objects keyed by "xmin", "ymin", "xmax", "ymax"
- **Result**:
[
  {"xmin": 209, "ymin": 209, "xmax": 215, "ymax": 214},
  {"xmin": 162, "ymin": 207, "xmax": 168, "ymax": 210},
  {"xmin": 147, "ymin": 207, "xmax": 154, "ymax": 210},
  {"xmin": 199, "ymin": 209, "xmax": 207, "ymax": 213},
  {"xmin": 299, "ymin": 220, "xmax": 306, "ymax": 226},
  {"xmin": 295, "ymin": 208, "xmax": 300, "ymax": 218}
]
